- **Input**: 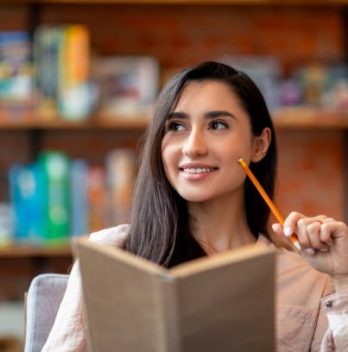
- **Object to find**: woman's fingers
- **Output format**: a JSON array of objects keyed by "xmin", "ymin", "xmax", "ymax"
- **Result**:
[
  {"xmin": 282, "ymin": 211, "xmax": 304, "ymax": 237},
  {"xmin": 271, "ymin": 223, "xmax": 283, "ymax": 236},
  {"xmin": 275, "ymin": 212, "xmax": 348, "ymax": 280},
  {"xmin": 276, "ymin": 212, "xmax": 338, "ymax": 253},
  {"xmin": 305, "ymin": 221, "xmax": 326, "ymax": 249},
  {"xmin": 318, "ymin": 222, "xmax": 335, "ymax": 246}
]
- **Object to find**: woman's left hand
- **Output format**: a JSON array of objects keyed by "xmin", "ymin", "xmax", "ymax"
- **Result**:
[{"xmin": 272, "ymin": 211, "xmax": 348, "ymax": 292}]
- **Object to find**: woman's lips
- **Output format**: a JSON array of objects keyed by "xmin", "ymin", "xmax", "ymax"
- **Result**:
[{"xmin": 179, "ymin": 164, "xmax": 218, "ymax": 180}]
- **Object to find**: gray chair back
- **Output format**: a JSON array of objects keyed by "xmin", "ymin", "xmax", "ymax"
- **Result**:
[{"xmin": 24, "ymin": 273, "xmax": 68, "ymax": 352}]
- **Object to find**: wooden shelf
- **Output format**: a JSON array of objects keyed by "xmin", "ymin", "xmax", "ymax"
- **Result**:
[
  {"xmin": 4, "ymin": 0, "xmax": 348, "ymax": 6},
  {"xmin": 0, "ymin": 115, "xmax": 150, "ymax": 130},
  {"xmin": 1, "ymin": 107, "xmax": 348, "ymax": 130},
  {"xmin": 0, "ymin": 244, "xmax": 72, "ymax": 257},
  {"xmin": 273, "ymin": 107, "xmax": 348, "ymax": 129}
]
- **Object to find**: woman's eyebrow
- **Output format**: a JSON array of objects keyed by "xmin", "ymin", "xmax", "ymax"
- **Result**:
[
  {"xmin": 205, "ymin": 110, "xmax": 237, "ymax": 119},
  {"xmin": 167, "ymin": 111, "xmax": 188, "ymax": 119},
  {"xmin": 167, "ymin": 110, "xmax": 236, "ymax": 120}
]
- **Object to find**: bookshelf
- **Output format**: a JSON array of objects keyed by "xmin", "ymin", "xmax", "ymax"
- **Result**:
[
  {"xmin": 5, "ymin": 0, "xmax": 348, "ymax": 5},
  {"xmin": 0, "ymin": 114, "xmax": 150, "ymax": 130},
  {"xmin": 273, "ymin": 108, "xmax": 348, "ymax": 129},
  {"xmin": 1, "ymin": 0, "xmax": 348, "ymax": 300},
  {"xmin": 1, "ymin": 108, "xmax": 348, "ymax": 130},
  {"xmin": 0, "ymin": 244, "xmax": 71, "ymax": 257}
]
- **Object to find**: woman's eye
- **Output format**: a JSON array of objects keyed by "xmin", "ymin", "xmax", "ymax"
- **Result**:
[
  {"xmin": 166, "ymin": 121, "xmax": 186, "ymax": 132},
  {"xmin": 209, "ymin": 120, "xmax": 228, "ymax": 130}
]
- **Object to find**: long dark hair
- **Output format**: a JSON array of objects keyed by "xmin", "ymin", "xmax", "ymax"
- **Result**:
[{"xmin": 123, "ymin": 61, "xmax": 278, "ymax": 268}]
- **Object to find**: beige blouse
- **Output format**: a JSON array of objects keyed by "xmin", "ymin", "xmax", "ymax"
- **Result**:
[{"xmin": 42, "ymin": 225, "xmax": 348, "ymax": 352}]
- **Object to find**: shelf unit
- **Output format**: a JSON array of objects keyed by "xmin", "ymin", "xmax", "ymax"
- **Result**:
[
  {"xmin": 0, "ymin": 115, "xmax": 150, "ymax": 130},
  {"xmin": 1, "ymin": 108, "xmax": 348, "ymax": 130},
  {"xmin": 4, "ymin": 0, "xmax": 348, "ymax": 5},
  {"xmin": 0, "ymin": 245, "xmax": 71, "ymax": 258},
  {"xmin": 1, "ymin": 0, "xmax": 348, "ymax": 301}
]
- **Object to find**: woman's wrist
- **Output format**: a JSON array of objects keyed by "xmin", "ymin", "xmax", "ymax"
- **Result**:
[{"xmin": 333, "ymin": 275, "xmax": 348, "ymax": 293}]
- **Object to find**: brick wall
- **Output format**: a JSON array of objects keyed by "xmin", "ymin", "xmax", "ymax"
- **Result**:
[
  {"xmin": 39, "ymin": 4, "xmax": 344, "ymax": 72},
  {"xmin": 276, "ymin": 129, "xmax": 344, "ymax": 221},
  {"xmin": 0, "ymin": 3, "xmax": 346, "ymax": 221}
]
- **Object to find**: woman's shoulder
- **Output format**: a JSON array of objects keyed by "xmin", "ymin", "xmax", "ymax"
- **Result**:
[
  {"xmin": 258, "ymin": 234, "xmax": 333, "ymax": 293},
  {"xmin": 89, "ymin": 224, "xmax": 130, "ymax": 246},
  {"xmin": 276, "ymin": 245, "xmax": 334, "ymax": 297}
]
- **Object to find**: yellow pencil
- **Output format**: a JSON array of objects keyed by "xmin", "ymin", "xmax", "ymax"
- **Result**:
[{"xmin": 238, "ymin": 158, "xmax": 301, "ymax": 250}]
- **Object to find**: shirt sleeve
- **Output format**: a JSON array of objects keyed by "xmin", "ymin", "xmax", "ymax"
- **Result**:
[
  {"xmin": 41, "ymin": 225, "xmax": 129, "ymax": 352},
  {"xmin": 320, "ymin": 293, "xmax": 348, "ymax": 351},
  {"xmin": 41, "ymin": 261, "xmax": 88, "ymax": 352}
]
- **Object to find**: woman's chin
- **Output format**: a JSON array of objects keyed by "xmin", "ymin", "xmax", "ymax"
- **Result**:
[{"xmin": 178, "ymin": 192, "xmax": 214, "ymax": 203}]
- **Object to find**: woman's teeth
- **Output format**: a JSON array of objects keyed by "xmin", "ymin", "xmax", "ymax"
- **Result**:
[{"xmin": 182, "ymin": 168, "xmax": 216, "ymax": 174}]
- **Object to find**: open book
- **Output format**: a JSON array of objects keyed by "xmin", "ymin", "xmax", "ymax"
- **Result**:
[{"xmin": 74, "ymin": 237, "xmax": 276, "ymax": 352}]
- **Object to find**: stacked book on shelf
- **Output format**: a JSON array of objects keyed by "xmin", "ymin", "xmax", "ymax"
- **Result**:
[
  {"xmin": 0, "ymin": 31, "xmax": 33, "ymax": 119},
  {"xmin": 222, "ymin": 56, "xmax": 348, "ymax": 113},
  {"xmin": 0, "ymin": 25, "xmax": 160, "ymax": 124},
  {"xmin": 3, "ymin": 149, "xmax": 135, "ymax": 247}
]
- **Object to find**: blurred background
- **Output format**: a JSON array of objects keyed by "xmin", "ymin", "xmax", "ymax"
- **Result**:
[{"xmin": 1, "ymin": 1, "xmax": 348, "ymax": 350}]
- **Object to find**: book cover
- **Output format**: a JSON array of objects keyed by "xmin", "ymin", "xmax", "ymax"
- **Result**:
[
  {"xmin": 0, "ymin": 31, "xmax": 33, "ymax": 117},
  {"xmin": 87, "ymin": 166, "xmax": 108, "ymax": 232},
  {"xmin": 219, "ymin": 56, "xmax": 281, "ymax": 111},
  {"xmin": 38, "ymin": 151, "xmax": 70, "ymax": 245},
  {"xmin": 75, "ymin": 238, "xmax": 275, "ymax": 352},
  {"xmin": 58, "ymin": 25, "xmax": 92, "ymax": 120},
  {"xmin": 106, "ymin": 149, "xmax": 135, "ymax": 226},
  {"xmin": 8, "ymin": 163, "xmax": 44, "ymax": 244},
  {"xmin": 0, "ymin": 202, "xmax": 13, "ymax": 246},
  {"xmin": 95, "ymin": 56, "xmax": 159, "ymax": 118},
  {"xmin": 8, "ymin": 164, "xmax": 31, "ymax": 242},
  {"xmin": 70, "ymin": 159, "xmax": 89, "ymax": 236},
  {"xmin": 34, "ymin": 25, "xmax": 63, "ymax": 119}
]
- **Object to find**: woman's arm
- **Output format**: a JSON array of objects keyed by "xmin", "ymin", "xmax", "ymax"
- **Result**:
[
  {"xmin": 41, "ymin": 225, "xmax": 129, "ymax": 352},
  {"xmin": 272, "ymin": 212, "xmax": 348, "ymax": 351},
  {"xmin": 41, "ymin": 261, "xmax": 87, "ymax": 352}
]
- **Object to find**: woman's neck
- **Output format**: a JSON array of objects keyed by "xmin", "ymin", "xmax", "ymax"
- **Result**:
[{"xmin": 188, "ymin": 191, "xmax": 256, "ymax": 255}]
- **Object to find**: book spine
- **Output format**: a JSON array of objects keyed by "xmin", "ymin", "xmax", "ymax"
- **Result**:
[
  {"xmin": 70, "ymin": 159, "xmax": 89, "ymax": 236},
  {"xmin": 87, "ymin": 166, "xmax": 107, "ymax": 232},
  {"xmin": 38, "ymin": 151, "xmax": 70, "ymax": 245},
  {"xmin": 0, "ymin": 202, "xmax": 13, "ymax": 246},
  {"xmin": 106, "ymin": 149, "xmax": 135, "ymax": 226},
  {"xmin": 8, "ymin": 162, "xmax": 44, "ymax": 244},
  {"xmin": 0, "ymin": 31, "xmax": 33, "ymax": 110},
  {"xmin": 156, "ymin": 278, "xmax": 181, "ymax": 352},
  {"xmin": 34, "ymin": 26, "xmax": 62, "ymax": 118},
  {"xmin": 27, "ymin": 162, "xmax": 45, "ymax": 244},
  {"xmin": 8, "ymin": 164, "xmax": 31, "ymax": 242},
  {"xmin": 58, "ymin": 25, "xmax": 91, "ymax": 120}
]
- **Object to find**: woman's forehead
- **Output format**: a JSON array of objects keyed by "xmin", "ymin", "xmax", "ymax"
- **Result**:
[{"xmin": 172, "ymin": 80, "xmax": 245, "ymax": 116}]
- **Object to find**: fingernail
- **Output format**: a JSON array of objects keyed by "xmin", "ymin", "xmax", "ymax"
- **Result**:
[
  {"xmin": 304, "ymin": 248, "xmax": 316, "ymax": 256},
  {"xmin": 284, "ymin": 226, "xmax": 293, "ymax": 237},
  {"xmin": 271, "ymin": 224, "xmax": 277, "ymax": 232}
]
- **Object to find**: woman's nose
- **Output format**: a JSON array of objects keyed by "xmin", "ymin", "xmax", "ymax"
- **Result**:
[{"xmin": 182, "ymin": 129, "xmax": 208, "ymax": 158}]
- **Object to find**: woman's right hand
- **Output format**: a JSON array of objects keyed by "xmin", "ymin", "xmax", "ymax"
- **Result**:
[{"xmin": 272, "ymin": 211, "xmax": 348, "ymax": 292}]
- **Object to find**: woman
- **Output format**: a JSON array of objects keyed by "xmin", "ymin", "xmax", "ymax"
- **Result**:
[{"xmin": 42, "ymin": 61, "xmax": 348, "ymax": 351}]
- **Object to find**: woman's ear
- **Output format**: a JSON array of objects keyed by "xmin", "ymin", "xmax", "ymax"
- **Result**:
[{"xmin": 251, "ymin": 127, "xmax": 272, "ymax": 162}]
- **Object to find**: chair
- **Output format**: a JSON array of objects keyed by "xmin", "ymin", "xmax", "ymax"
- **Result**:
[{"xmin": 24, "ymin": 273, "xmax": 69, "ymax": 352}]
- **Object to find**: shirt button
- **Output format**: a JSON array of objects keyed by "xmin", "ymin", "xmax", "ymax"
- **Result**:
[{"xmin": 325, "ymin": 300, "xmax": 333, "ymax": 308}]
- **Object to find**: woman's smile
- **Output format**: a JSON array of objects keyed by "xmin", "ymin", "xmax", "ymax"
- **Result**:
[{"xmin": 179, "ymin": 162, "xmax": 219, "ymax": 180}]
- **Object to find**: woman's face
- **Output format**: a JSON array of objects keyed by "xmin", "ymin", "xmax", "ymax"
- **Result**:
[{"xmin": 161, "ymin": 80, "xmax": 270, "ymax": 203}]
